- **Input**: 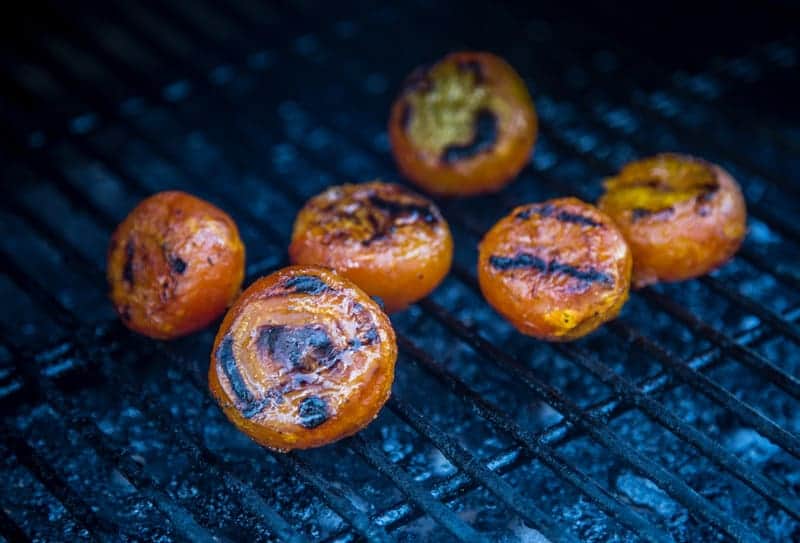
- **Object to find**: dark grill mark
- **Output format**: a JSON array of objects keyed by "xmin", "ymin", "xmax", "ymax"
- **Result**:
[
  {"xmin": 442, "ymin": 110, "xmax": 497, "ymax": 163},
  {"xmin": 169, "ymin": 255, "xmax": 187, "ymax": 274},
  {"xmin": 283, "ymin": 275, "xmax": 329, "ymax": 295},
  {"xmin": 217, "ymin": 335, "xmax": 255, "ymax": 407},
  {"xmin": 368, "ymin": 195, "xmax": 438, "ymax": 224},
  {"xmin": 298, "ymin": 396, "xmax": 329, "ymax": 429},
  {"xmin": 458, "ymin": 59, "xmax": 485, "ymax": 84},
  {"xmin": 516, "ymin": 204, "xmax": 602, "ymax": 227},
  {"xmin": 122, "ymin": 240, "xmax": 135, "ymax": 286},
  {"xmin": 631, "ymin": 207, "xmax": 675, "ymax": 221},
  {"xmin": 363, "ymin": 327, "xmax": 379, "ymax": 344},
  {"xmin": 257, "ymin": 325, "xmax": 338, "ymax": 372},
  {"xmin": 489, "ymin": 253, "xmax": 613, "ymax": 286},
  {"xmin": 361, "ymin": 194, "xmax": 438, "ymax": 246}
]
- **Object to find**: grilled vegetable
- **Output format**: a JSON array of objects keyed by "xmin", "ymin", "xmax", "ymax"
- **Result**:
[
  {"xmin": 208, "ymin": 266, "xmax": 397, "ymax": 451},
  {"xmin": 289, "ymin": 181, "xmax": 453, "ymax": 312},
  {"xmin": 389, "ymin": 51, "xmax": 537, "ymax": 196},
  {"xmin": 478, "ymin": 197, "xmax": 631, "ymax": 341},
  {"xmin": 107, "ymin": 191, "xmax": 245, "ymax": 339},
  {"xmin": 598, "ymin": 154, "xmax": 747, "ymax": 288}
]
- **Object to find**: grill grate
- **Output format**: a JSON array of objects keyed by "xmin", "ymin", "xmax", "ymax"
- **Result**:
[{"xmin": 1, "ymin": 1, "xmax": 799, "ymax": 541}]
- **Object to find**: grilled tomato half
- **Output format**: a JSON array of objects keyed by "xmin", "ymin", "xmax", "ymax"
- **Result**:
[
  {"xmin": 209, "ymin": 266, "xmax": 397, "ymax": 451},
  {"xmin": 478, "ymin": 197, "xmax": 631, "ymax": 341},
  {"xmin": 108, "ymin": 191, "xmax": 245, "ymax": 339},
  {"xmin": 289, "ymin": 181, "xmax": 453, "ymax": 312},
  {"xmin": 598, "ymin": 154, "xmax": 747, "ymax": 288},
  {"xmin": 389, "ymin": 51, "xmax": 537, "ymax": 196}
]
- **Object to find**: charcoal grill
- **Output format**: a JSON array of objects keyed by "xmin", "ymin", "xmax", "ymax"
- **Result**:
[{"xmin": 1, "ymin": 1, "xmax": 799, "ymax": 541}]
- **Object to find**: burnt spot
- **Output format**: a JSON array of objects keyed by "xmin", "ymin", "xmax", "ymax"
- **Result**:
[
  {"xmin": 442, "ymin": 109, "xmax": 497, "ymax": 164},
  {"xmin": 458, "ymin": 59, "xmax": 485, "ymax": 84},
  {"xmin": 298, "ymin": 396, "xmax": 329, "ymax": 429},
  {"xmin": 631, "ymin": 207, "xmax": 675, "ymax": 222},
  {"xmin": 489, "ymin": 253, "xmax": 613, "ymax": 286},
  {"xmin": 283, "ymin": 275, "xmax": 329, "ymax": 295},
  {"xmin": 217, "ymin": 335, "xmax": 254, "ymax": 407},
  {"xmin": 368, "ymin": 195, "xmax": 438, "ymax": 224},
  {"xmin": 257, "ymin": 325, "xmax": 338, "ymax": 372},
  {"xmin": 169, "ymin": 255, "xmax": 187, "ymax": 274},
  {"xmin": 363, "ymin": 326, "xmax": 380, "ymax": 345},
  {"xmin": 517, "ymin": 204, "xmax": 601, "ymax": 227},
  {"xmin": 361, "ymin": 195, "xmax": 438, "ymax": 246},
  {"xmin": 122, "ymin": 240, "xmax": 135, "ymax": 286}
]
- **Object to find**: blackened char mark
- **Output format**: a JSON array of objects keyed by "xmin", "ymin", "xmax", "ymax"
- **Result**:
[
  {"xmin": 361, "ymin": 194, "xmax": 439, "ymax": 246},
  {"xmin": 298, "ymin": 396, "xmax": 329, "ymax": 429},
  {"xmin": 516, "ymin": 204, "xmax": 602, "ymax": 228},
  {"xmin": 631, "ymin": 207, "xmax": 675, "ymax": 222},
  {"xmin": 169, "ymin": 255, "xmax": 187, "ymax": 274},
  {"xmin": 489, "ymin": 253, "xmax": 613, "ymax": 286},
  {"xmin": 283, "ymin": 275, "xmax": 329, "ymax": 295},
  {"xmin": 122, "ymin": 239, "xmax": 135, "ymax": 286},
  {"xmin": 257, "ymin": 324, "xmax": 338, "ymax": 372},
  {"xmin": 217, "ymin": 335, "xmax": 256, "ymax": 412},
  {"xmin": 368, "ymin": 195, "xmax": 438, "ymax": 224},
  {"xmin": 458, "ymin": 59, "xmax": 485, "ymax": 84},
  {"xmin": 442, "ymin": 110, "xmax": 497, "ymax": 164}
]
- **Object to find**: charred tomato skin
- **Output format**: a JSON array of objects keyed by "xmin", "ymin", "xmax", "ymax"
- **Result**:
[
  {"xmin": 107, "ymin": 190, "xmax": 245, "ymax": 340},
  {"xmin": 289, "ymin": 181, "xmax": 453, "ymax": 313},
  {"xmin": 478, "ymin": 197, "xmax": 632, "ymax": 341},
  {"xmin": 208, "ymin": 265, "xmax": 397, "ymax": 451},
  {"xmin": 598, "ymin": 154, "xmax": 747, "ymax": 288},
  {"xmin": 389, "ymin": 51, "xmax": 537, "ymax": 197}
]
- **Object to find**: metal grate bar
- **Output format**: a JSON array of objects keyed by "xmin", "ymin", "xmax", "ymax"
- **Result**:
[
  {"xmin": 0, "ymin": 141, "xmax": 668, "ymax": 543},
  {"xmin": 451, "ymin": 186, "xmax": 800, "ymax": 403},
  {"xmin": 345, "ymin": 302, "xmax": 800, "ymax": 539},
  {"xmin": 639, "ymin": 288, "xmax": 800, "ymax": 399},
  {"xmin": 0, "ymin": 148, "xmax": 405, "ymax": 542},
  {"xmin": 552, "ymin": 342, "xmax": 800, "ymax": 520},
  {"xmin": 349, "ymin": 434, "xmax": 489, "ymax": 543},
  {"xmin": 28, "ymin": 0, "xmax": 800, "ymax": 318},
  {"xmin": 0, "ymin": 500, "xmax": 31, "ymax": 543},
  {"xmin": 0, "ymin": 302, "xmax": 221, "ymax": 543},
  {"xmin": 736, "ymin": 246, "xmax": 800, "ymax": 293},
  {"xmin": 0, "ymin": 422, "xmax": 113, "ymax": 542},
  {"xmin": 610, "ymin": 320, "xmax": 800, "ymax": 459},
  {"xmin": 418, "ymin": 299, "xmax": 765, "ymax": 542},
  {"xmin": 387, "ymin": 395, "xmax": 577, "ymax": 543},
  {"xmin": 458, "ymin": 152, "xmax": 800, "ymax": 399},
  {"xmin": 274, "ymin": 453, "xmax": 392, "ymax": 543},
  {"xmin": 395, "ymin": 335, "xmax": 674, "ymax": 543},
  {"xmin": 449, "ymin": 265, "xmax": 800, "ymax": 463},
  {"xmin": 536, "ymin": 96, "xmax": 800, "ymax": 244},
  {"xmin": 0, "ymin": 176, "xmax": 382, "ymax": 543},
  {"xmin": 699, "ymin": 276, "xmax": 800, "ymax": 344},
  {"xmin": 3, "ymin": 6, "xmax": 796, "ymax": 540},
  {"xmin": 1, "ymin": 50, "xmax": 788, "ymax": 543},
  {"xmin": 0, "ymin": 101, "xmax": 499, "ymax": 541},
  {"xmin": 513, "ymin": 31, "xmax": 800, "ymax": 202}
]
